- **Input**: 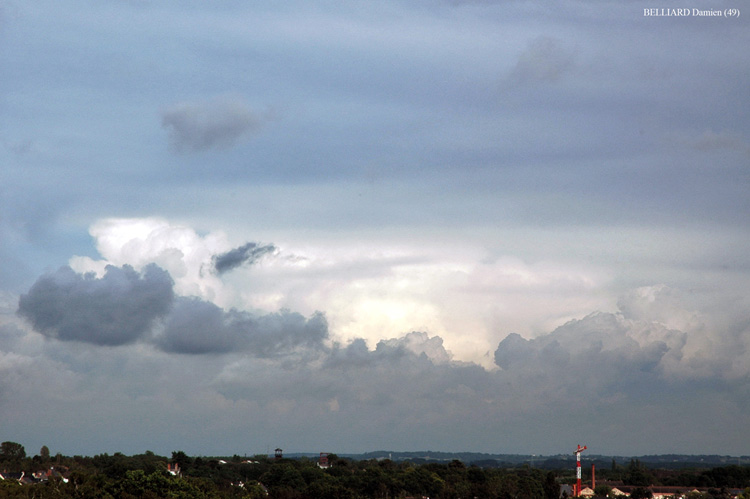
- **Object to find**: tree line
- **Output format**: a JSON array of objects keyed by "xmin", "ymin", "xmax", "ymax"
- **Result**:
[{"xmin": 1, "ymin": 442, "xmax": 750, "ymax": 499}]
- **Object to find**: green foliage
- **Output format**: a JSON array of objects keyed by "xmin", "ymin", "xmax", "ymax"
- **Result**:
[
  {"xmin": 1, "ymin": 445, "xmax": 749, "ymax": 499},
  {"xmin": 1, "ymin": 441, "xmax": 26, "ymax": 462},
  {"xmin": 594, "ymin": 484, "xmax": 612, "ymax": 497},
  {"xmin": 630, "ymin": 486, "xmax": 654, "ymax": 499},
  {"xmin": 544, "ymin": 470, "xmax": 561, "ymax": 499},
  {"xmin": 625, "ymin": 459, "xmax": 655, "ymax": 487}
]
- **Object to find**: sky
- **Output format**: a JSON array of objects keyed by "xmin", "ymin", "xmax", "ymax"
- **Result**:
[{"xmin": 1, "ymin": 0, "xmax": 749, "ymax": 459}]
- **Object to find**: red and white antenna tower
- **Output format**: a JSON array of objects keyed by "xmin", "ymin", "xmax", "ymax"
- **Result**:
[{"xmin": 573, "ymin": 444, "xmax": 587, "ymax": 497}]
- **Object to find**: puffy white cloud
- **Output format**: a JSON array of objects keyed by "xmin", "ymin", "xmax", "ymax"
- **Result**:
[
  {"xmin": 378, "ymin": 331, "xmax": 452, "ymax": 364},
  {"xmin": 69, "ymin": 218, "xmax": 231, "ymax": 306}
]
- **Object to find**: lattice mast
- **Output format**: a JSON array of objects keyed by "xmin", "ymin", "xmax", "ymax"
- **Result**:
[{"xmin": 573, "ymin": 444, "xmax": 587, "ymax": 496}]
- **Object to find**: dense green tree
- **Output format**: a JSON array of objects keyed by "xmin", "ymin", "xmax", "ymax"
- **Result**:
[
  {"xmin": 707, "ymin": 487, "xmax": 731, "ymax": 499},
  {"xmin": 172, "ymin": 451, "xmax": 193, "ymax": 468},
  {"xmin": 543, "ymin": 470, "xmax": 560, "ymax": 499},
  {"xmin": 594, "ymin": 484, "xmax": 612, "ymax": 497},
  {"xmin": 630, "ymin": 486, "xmax": 654, "ymax": 499},
  {"xmin": 261, "ymin": 462, "xmax": 306, "ymax": 495},
  {"xmin": 359, "ymin": 465, "xmax": 392, "ymax": 499},
  {"xmin": 625, "ymin": 459, "xmax": 654, "ymax": 487},
  {"xmin": 0, "ymin": 441, "xmax": 26, "ymax": 461}
]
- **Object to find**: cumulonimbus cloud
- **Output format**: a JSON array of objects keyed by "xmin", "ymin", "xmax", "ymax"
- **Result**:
[{"xmin": 11, "ymin": 261, "xmax": 750, "ymax": 454}]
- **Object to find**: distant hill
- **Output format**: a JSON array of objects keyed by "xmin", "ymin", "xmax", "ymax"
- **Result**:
[{"xmin": 279, "ymin": 451, "xmax": 750, "ymax": 470}]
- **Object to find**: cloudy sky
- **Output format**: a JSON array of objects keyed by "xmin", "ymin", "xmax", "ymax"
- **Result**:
[{"xmin": 1, "ymin": 0, "xmax": 749, "ymax": 458}]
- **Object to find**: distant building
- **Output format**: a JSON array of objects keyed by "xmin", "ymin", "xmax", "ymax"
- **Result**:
[
  {"xmin": 167, "ymin": 463, "xmax": 181, "ymax": 477},
  {"xmin": 579, "ymin": 486, "xmax": 595, "ymax": 497},
  {"xmin": 559, "ymin": 484, "xmax": 573, "ymax": 497},
  {"xmin": 0, "ymin": 471, "xmax": 24, "ymax": 483}
]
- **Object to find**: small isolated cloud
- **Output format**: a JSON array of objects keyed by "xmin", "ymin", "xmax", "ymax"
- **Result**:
[
  {"xmin": 2, "ymin": 138, "xmax": 34, "ymax": 155},
  {"xmin": 17, "ymin": 264, "xmax": 174, "ymax": 346},
  {"xmin": 161, "ymin": 95, "xmax": 272, "ymax": 152},
  {"xmin": 213, "ymin": 242, "xmax": 277, "ymax": 275},
  {"xmin": 507, "ymin": 36, "xmax": 575, "ymax": 85},
  {"xmin": 660, "ymin": 129, "xmax": 750, "ymax": 155}
]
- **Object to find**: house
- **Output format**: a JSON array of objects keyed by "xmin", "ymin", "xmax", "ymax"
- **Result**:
[
  {"xmin": 167, "ymin": 463, "xmax": 181, "ymax": 477},
  {"xmin": 0, "ymin": 471, "xmax": 24, "ymax": 483}
]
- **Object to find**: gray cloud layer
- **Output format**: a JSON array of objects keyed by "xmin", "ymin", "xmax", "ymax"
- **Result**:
[
  {"xmin": 157, "ymin": 297, "xmax": 327, "ymax": 356},
  {"xmin": 208, "ymin": 302, "xmax": 749, "ymax": 454},
  {"xmin": 17, "ymin": 264, "xmax": 174, "ymax": 346},
  {"xmin": 212, "ymin": 242, "xmax": 277, "ymax": 274},
  {"xmin": 17, "ymin": 264, "xmax": 327, "ymax": 357},
  {"xmin": 7, "ymin": 262, "xmax": 750, "ymax": 455}
]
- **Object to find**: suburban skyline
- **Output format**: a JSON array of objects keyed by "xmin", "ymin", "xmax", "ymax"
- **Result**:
[{"xmin": 1, "ymin": 1, "xmax": 748, "ymax": 458}]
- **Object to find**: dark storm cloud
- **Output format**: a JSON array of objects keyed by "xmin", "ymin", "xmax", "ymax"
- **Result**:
[
  {"xmin": 248, "ymin": 309, "xmax": 328, "ymax": 357},
  {"xmin": 212, "ymin": 241, "xmax": 277, "ymax": 274},
  {"xmin": 161, "ymin": 95, "xmax": 272, "ymax": 152},
  {"xmin": 17, "ymin": 264, "xmax": 174, "ymax": 346},
  {"xmin": 17, "ymin": 264, "xmax": 327, "ymax": 357},
  {"xmin": 276, "ymin": 312, "xmax": 692, "ymax": 448},
  {"xmin": 156, "ymin": 298, "xmax": 328, "ymax": 356},
  {"xmin": 156, "ymin": 297, "xmax": 234, "ymax": 354},
  {"xmin": 325, "ymin": 337, "xmax": 375, "ymax": 368}
]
